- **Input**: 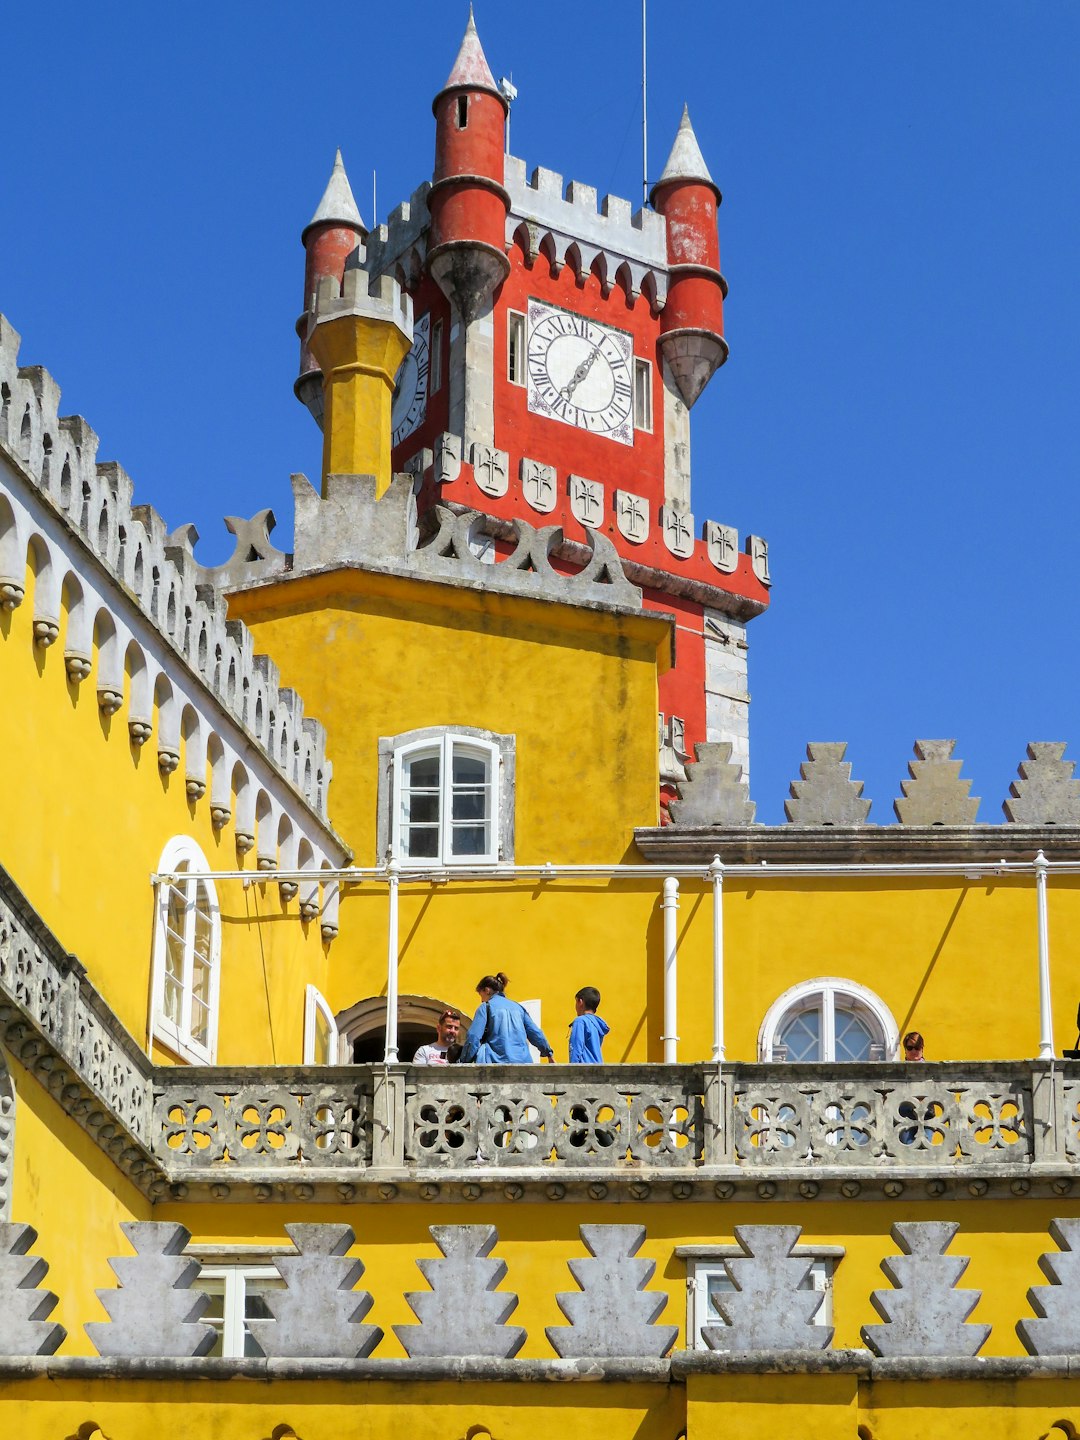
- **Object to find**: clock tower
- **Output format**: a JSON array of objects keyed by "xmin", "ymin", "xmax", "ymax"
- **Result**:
[{"xmin": 293, "ymin": 12, "xmax": 770, "ymax": 801}]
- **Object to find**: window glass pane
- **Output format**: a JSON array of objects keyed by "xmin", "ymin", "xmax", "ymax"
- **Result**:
[
  {"xmin": 190, "ymin": 995, "xmax": 210, "ymax": 1047},
  {"xmin": 834, "ymin": 1008, "xmax": 874, "ymax": 1062},
  {"xmin": 193, "ymin": 897, "xmax": 212, "ymax": 965},
  {"xmin": 404, "ymin": 791, "xmax": 440, "ymax": 825},
  {"xmin": 406, "ymin": 753, "xmax": 440, "ymax": 788},
  {"xmin": 778, "ymin": 1007, "xmax": 821, "ymax": 1061},
  {"xmin": 162, "ymin": 972, "xmax": 182, "ymax": 1025},
  {"xmin": 193, "ymin": 1278, "xmax": 225, "ymax": 1356},
  {"xmin": 242, "ymin": 1276, "xmax": 286, "ymax": 1357},
  {"xmin": 405, "ymin": 826, "xmax": 440, "ymax": 858},
  {"xmin": 313, "ymin": 1009, "xmax": 333, "ymax": 1065},
  {"xmin": 451, "ymin": 823, "xmax": 489, "ymax": 856},
  {"xmin": 452, "ymin": 752, "xmax": 487, "ymax": 785},
  {"xmin": 452, "ymin": 787, "xmax": 488, "ymax": 821},
  {"xmin": 191, "ymin": 956, "xmax": 212, "ymax": 1008}
]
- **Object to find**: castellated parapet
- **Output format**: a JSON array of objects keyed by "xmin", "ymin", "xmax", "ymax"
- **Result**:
[{"xmin": 0, "ymin": 313, "xmax": 336, "ymax": 841}]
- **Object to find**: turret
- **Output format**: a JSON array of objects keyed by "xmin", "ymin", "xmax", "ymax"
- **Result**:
[
  {"xmin": 650, "ymin": 107, "xmax": 728, "ymax": 407},
  {"xmin": 295, "ymin": 151, "xmax": 367, "ymax": 426},
  {"xmin": 427, "ymin": 8, "xmax": 510, "ymax": 322},
  {"xmin": 306, "ymin": 263, "xmax": 413, "ymax": 497}
]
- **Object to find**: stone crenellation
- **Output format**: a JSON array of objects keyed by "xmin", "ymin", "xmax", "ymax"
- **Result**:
[
  {"xmin": 504, "ymin": 156, "xmax": 669, "ymax": 307},
  {"xmin": 670, "ymin": 739, "xmax": 1080, "ymax": 828},
  {"xmin": 10, "ymin": 1217, "xmax": 1079, "ymax": 1360},
  {"xmin": 365, "ymin": 182, "xmax": 433, "ymax": 289},
  {"xmin": 0, "ymin": 315, "xmax": 333, "ymax": 831}
]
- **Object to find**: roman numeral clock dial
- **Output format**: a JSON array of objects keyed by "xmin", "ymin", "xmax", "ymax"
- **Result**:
[
  {"xmin": 391, "ymin": 310, "xmax": 430, "ymax": 448},
  {"xmin": 526, "ymin": 300, "xmax": 635, "ymax": 445}
]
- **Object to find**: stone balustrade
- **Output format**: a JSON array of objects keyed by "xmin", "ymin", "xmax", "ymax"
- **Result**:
[{"xmin": 148, "ymin": 1059, "xmax": 1080, "ymax": 1201}]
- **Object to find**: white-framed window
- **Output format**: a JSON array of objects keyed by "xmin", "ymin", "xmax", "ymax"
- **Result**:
[
  {"xmin": 430, "ymin": 318, "xmax": 444, "ymax": 393},
  {"xmin": 152, "ymin": 836, "xmax": 221, "ymax": 1064},
  {"xmin": 304, "ymin": 984, "xmax": 339, "ymax": 1063},
  {"xmin": 191, "ymin": 1262, "xmax": 286, "ymax": 1357},
  {"xmin": 681, "ymin": 1247, "xmax": 840, "ymax": 1350},
  {"xmin": 758, "ymin": 978, "xmax": 898, "ymax": 1062},
  {"xmin": 633, "ymin": 357, "xmax": 653, "ymax": 431},
  {"xmin": 378, "ymin": 726, "xmax": 515, "ymax": 867},
  {"xmin": 507, "ymin": 311, "xmax": 526, "ymax": 386}
]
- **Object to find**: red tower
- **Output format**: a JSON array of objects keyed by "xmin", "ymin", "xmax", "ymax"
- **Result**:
[
  {"xmin": 650, "ymin": 107, "xmax": 729, "ymax": 408},
  {"xmin": 427, "ymin": 7, "xmax": 510, "ymax": 323},
  {"xmin": 295, "ymin": 150, "xmax": 367, "ymax": 425}
]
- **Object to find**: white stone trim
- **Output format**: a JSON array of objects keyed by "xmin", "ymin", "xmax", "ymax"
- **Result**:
[
  {"xmin": 151, "ymin": 836, "xmax": 221, "ymax": 1066},
  {"xmin": 757, "ymin": 977, "xmax": 899, "ymax": 1063},
  {"xmin": 303, "ymin": 985, "xmax": 340, "ymax": 1064}
]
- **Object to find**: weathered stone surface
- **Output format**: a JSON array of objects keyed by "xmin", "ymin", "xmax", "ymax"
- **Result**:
[
  {"xmin": 701, "ymin": 1225, "xmax": 833, "ymax": 1353},
  {"xmin": 1017, "ymin": 1218, "xmax": 1080, "ymax": 1355},
  {"xmin": 862, "ymin": 1222, "xmax": 989, "ymax": 1357},
  {"xmin": 246, "ymin": 1224, "xmax": 382, "ymax": 1358},
  {"xmin": 85, "ymin": 1223, "xmax": 215, "ymax": 1358},
  {"xmin": 670, "ymin": 742, "xmax": 755, "ymax": 827},
  {"xmin": 394, "ymin": 1225, "xmax": 525, "ymax": 1359},
  {"xmin": 0, "ymin": 1223, "xmax": 65, "ymax": 1356},
  {"xmin": 784, "ymin": 743, "xmax": 872, "ymax": 825},
  {"xmin": 546, "ymin": 1225, "xmax": 677, "ymax": 1359},
  {"xmin": 1004, "ymin": 744, "xmax": 1080, "ymax": 825},
  {"xmin": 893, "ymin": 741, "xmax": 980, "ymax": 825}
]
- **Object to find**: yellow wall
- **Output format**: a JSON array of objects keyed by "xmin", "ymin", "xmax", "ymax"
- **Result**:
[
  {"xmin": 8, "ymin": 1053, "xmax": 149, "ymax": 1355},
  {"xmin": 0, "ymin": 546, "xmax": 330, "ymax": 1066}
]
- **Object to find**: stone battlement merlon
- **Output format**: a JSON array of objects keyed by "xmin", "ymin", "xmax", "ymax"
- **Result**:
[
  {"xmin": 0, "ymin": 313, "xmax": 340, "ymax": 845},
  {"xmin": 365, "ymin": 182, "xmax": 432, "ymax": 287}
]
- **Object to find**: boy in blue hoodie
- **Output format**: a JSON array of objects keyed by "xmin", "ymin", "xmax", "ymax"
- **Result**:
[{"xmin": 568, "ymin": 986, "xmax": 609, "ymax": 1063}]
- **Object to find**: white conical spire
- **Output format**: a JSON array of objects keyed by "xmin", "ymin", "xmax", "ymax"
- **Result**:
[
  {"xmin": 442, "ymin": 5, "xmax": 501, "ymax": 98},
  {"xmin": 656, "ymin": 106, "xmax": 717, "ymax": 191},
  {"xmin": 304, "ymin": 150, "xmax": 366, "ymax": 237}
]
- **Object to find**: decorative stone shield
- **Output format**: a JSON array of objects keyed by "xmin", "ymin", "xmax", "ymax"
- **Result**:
[
  {"xmin": 569, "ymin": 474, "xmax": 604, "ymax": 529},
  {"xmin": 748, "ymin": 534, "xmax": 771, "ymax": 586},
  {"xmin": 705, "ymin": 520, "xmax": 738, "ymax": 574},
  {"xmin": 470, "ymin": 444, "xmax": 509, "ymax": 498},
  {"xmin": 521, "ymin": 459, "xmax": 557, "ymax": 514},
  {"xmin": 660, "ymin": 505, "xmax": 694, "ymax": 559},
  {"xmin": 434, "ymin": 432, "xmax": 462, "ymax": 485},
  {"xmin": 616, "ymin": 491, "xmax": 649, "ymax": 544}
]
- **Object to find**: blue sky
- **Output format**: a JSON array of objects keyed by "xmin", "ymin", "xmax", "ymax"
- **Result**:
[{"xmin": 4, "ymin": 3, "xmax": 1078, "ymax": 823}]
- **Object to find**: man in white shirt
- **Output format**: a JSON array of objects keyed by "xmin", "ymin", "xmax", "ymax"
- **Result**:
[{"xmin": 412, "ymin": 1009, "xmax": 462, "ymax": 1065}]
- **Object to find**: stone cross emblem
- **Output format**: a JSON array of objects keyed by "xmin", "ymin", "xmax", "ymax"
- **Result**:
[
  {"xmin": 569, "ymin": 474, "xmax": 604, "ymax": 528},
  {"xmin": 471, "ymin": 444, "xmax": 509, "ymax": 498},
  {"xmin": 616, "ymin": 491, "xmax": 649, "ymax": 544},
  {"xmin": 521, "ymin": 459, "xmax": 557, "ymax": 514},
  {"xmin": 706, "ymin": 520, "xmax": 738, "ymax": 573},
  {"xmin": 748, "ymin": 534, "xmax": 771, "ymax": 586},
  {"xmin": 661, "ymin": 505, "xmax": 694, "ymax": 559}
]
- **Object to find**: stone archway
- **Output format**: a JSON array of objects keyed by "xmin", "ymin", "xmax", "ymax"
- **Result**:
[{"xmin": 335, "ymin": 993, "xmax": 471, "ymax": 1063}]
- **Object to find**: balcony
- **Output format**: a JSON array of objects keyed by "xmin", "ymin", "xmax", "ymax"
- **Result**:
[{"xmin": 149, "ymin": 1059, "xmax": 1077, "ymax": 1203}]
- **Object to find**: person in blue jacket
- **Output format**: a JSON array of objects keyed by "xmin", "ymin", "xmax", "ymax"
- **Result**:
[
  {"xmin": 459, "ymin": 972, "xmax": 554, "ymax": 1063},
  {"xmin": 568, "ymin": 986, "xmax": 609, "ymax": 1063}
]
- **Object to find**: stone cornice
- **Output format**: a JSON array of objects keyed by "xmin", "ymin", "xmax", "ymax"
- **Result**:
[{"xmin": 634, "ymin": 824, "xmax": 1080, "ymax": 865}]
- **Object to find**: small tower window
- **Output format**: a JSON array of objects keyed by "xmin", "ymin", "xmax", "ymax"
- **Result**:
[
  {"xmin": 507, "ymin": 311, "xmax": 526, "ymax": 386},
  {"xmin": 634, "ymin": 358, "xmax": 653, "ymax": 432},
  {"xmin": 456, "ymin": 95, "xmax": 469, "ymax": 129},
  {"xmin": 430, "ymin": 319, "xmax": 444, "ymax": 393}
]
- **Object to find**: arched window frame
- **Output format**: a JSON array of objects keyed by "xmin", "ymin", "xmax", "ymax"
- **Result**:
[
  {"xmin": 758, "ymin": 977, "xmax": 898, "ymax": 1063},
  {"xmin": 303, "ymin": 985, "xmax": 340, "ymax": 1064},
  {"xmin": 377, "ymin": 726, "xmax": 515, "ymax": 867},
  {"xmin": 151, "ymin": 835, "xmax": 221, "ymax": 1065}
]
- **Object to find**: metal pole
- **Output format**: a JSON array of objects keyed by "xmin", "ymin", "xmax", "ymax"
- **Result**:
[
  {"xmin": 384, "ymin": 852, "xmax": 401, "ymax": 1063},
  {"xmin": 662, "ymin": 875, "xmax": 679, "ymax": 1061},
  {"xmin": 642, "ymin": 0, "xmax": 648, "ymax": 205},
  {"xmin": 1035, "ymin": 849, "xmax": 1054, "ymax": 1059},
  {"xmin": 710, "ymin": 855, "xmax": 725, "ymax": 1061}
]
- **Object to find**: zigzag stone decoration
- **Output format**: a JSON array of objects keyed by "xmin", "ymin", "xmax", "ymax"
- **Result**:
[
  {"xmin": 1004, "ymin": 744, "xmax": 1080, "ymax": 825},
  {"xmin": 85, "ymin": 1222, "xmax": 215, "ymax": 1358},
  {"xmin": 701, "ymin": 1225, "xmax": 833, "ymax": 1352},
  {"xmin": 670, "ymin": 742, "xmax": 755, "ymax": 827},
  {"xmin": 546, "ymin": 1225, "xmax": 677, "ymax": 1359},
  {"xmin": 861, "ymin": 1221, "xmax": 989, "ymax": 1357},
  {"xmin": 0, "ymin": 1223, "xmax": 65, "ymax": 1355},
  {"xmin": 784, "ymin": 743, "xmax": 871, "ymax": 825},
  {"xmin": 393, "ymin": 1224, "xmax": 525, "ymax": 1359},
  {"xmin": 246, "ymin": 1223, "xmax": 382, "ymax": 1358},
  {"xmin": 1016, "ymin": 1218, "xmax": 1080, "ymax": 1355},
  {"xmin": 893, "ymin": 740, "xmax": 980, "ymax": 825}
]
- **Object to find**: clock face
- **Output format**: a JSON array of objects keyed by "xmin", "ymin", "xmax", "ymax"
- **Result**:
[
  {"xmin": 391, "ymin": 310, "xmax": 430, "ymax": 448},
  {"xmin": 526, "ymin": 300, "xmax": 635, "ymax": 445}
]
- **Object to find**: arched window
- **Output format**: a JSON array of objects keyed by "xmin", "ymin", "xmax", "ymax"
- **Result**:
[
  {"xmin": 152, "ymin": 836, "xmax": 221, "ymax": 1064},
  {"xmin": 758, "ymin": 979, "xmax": 897, "ymax": 1063},
  {"xmin": 378, "ymin": 726, "xmax": 515, "ymax": 866}
]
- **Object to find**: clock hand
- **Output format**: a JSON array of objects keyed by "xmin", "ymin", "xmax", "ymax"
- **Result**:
[{"xmin": 561, "ymin": 346, "xmax": 600, "ymax": 400}]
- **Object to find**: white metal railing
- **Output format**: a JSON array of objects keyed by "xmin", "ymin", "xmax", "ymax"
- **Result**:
[{"xmin": 150, "ymin": 851, "xmax": 1063, "ymax": 1065}]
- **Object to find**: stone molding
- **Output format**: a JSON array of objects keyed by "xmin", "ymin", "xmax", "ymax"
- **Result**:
[
  {"xmin": 635, "ymin": 823, "xmax": 1080, "ymax": 863},
  {"xmin": 0, "ymin": 320, "xmax": 345, "ymax": 871}
]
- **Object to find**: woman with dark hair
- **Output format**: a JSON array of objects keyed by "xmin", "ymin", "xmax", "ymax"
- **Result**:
[{"xmin": 459, "ymin": 972, "xmax": 554, "ymax": 1064}]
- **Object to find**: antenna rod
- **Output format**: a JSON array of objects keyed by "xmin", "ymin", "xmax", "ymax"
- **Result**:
[
  {"xmin": 372, "ymin": 169, "xmax": 377, "ymax": 228},
  {"xmin": 642, "ymin": 0, "xmax": 648, "ymax": 204}
]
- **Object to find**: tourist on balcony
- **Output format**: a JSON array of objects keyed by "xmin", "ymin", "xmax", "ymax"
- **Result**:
[
  {"xmin": 413, "ymin": 1009, "xmax": 462, "ymax": 1065},
  {"xmin": 459, "ymin": 972, "xmax": 554, "ymax": 1064},
  {"xmin": 902, "ymin": 1031, "xmax": 925, "ymax": 1061},
  {"xmin": 568, "ymin": 987, "xmax": 609, "ymax": 1064}
]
